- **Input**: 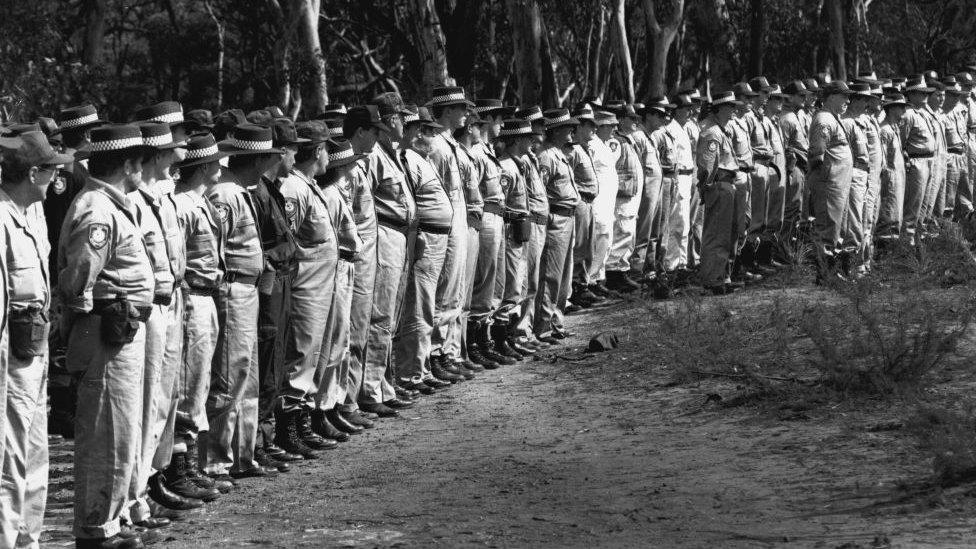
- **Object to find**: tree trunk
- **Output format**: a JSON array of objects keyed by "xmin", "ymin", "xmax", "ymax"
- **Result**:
[
  {"xmin": 81, "ymin": 0, "xmax": 107, "ymax": 65},
  {"xmin": 610, "ymin": 0, "xmax": 635, "ymax": 102},
  {"xmin": 203, "ymin": 0, "xmax": 225, "ymax": 110},
  {"xmin": 748, "ymin": 0, "xmax": 764, "ymax": 77},
  {"xmin": 587, "ymin": 3, "xmax": 608, "ymax": 98},
  {"xmin": 396, "ymin": 0, "xmax": 451, "ymax": 93},
  {"xmin": 297, "ymin": 0, "xmax": 328, "ymax": 113},
  {"xmin": 438, "ymin": 0, "xmax": 488, "ymax": 83},
  {"xmin": 539, "ymin": 15, "xmax": 559, "ymax": 108},
  {"xmin": 827, "ymin": 0, "xmax": 846, "ymax": 80},
  {"xmin": 643, "ymin": 0, "xmax": 685, "ymax": 97},
  {"xmin": 506, "ymin": 0, "xmax": 543, "ymax": 106}
]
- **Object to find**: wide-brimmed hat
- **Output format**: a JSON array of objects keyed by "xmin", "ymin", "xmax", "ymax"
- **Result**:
[
  {"xmin": 59, "ymin": 104, "xmax": 106, "ymax": 133},
  {"xmin": 325, "ymin": 139, "xmax": 366, "ymax": 169},
  {"xmin": 473, "ymin": 99, "xmax": 513, "ymax": 118},
  {"xmin": 271, "ymin": 118, "xmax": 310, "ymax": 147},
  {"xmin": 678, "ymin": 88, "xmax": 705, "ymax": 103},
  {"xmin": 883, "ymin": 92, "xmax": 908, "ymax": 109},
  {"xmin": 593, "ymin": 111, "xmax": 619, "ymax": 126},
  {"xmin": 542, "ymin": 108, "xmax": 579, "ymax": 130},
  {"xmin": 604, "ymin": 100, "xmax": 641, "ymax": 120},
  {"xmin": 313, "ymin": 104, "xmax": 348, "ymax": 122},
  {"xmin": 856, "ymin": 70, "xmax": 880, "ymax": 85},
  {"xmin": 957, "ymin": 72, "xmax": 974, "ymax": 89},
  {"xmin": 572, "ymin": 104, "xmax": 595, "ymax": 123},
  {"xmin": 821, "ymin": 81, "xmax": 854, "ymax": 97},
  {"xmin": 185, "ymin": 109, "xmax": 215, "ymax": 132},
  {"xmin": 177, "ymin": 133, "xmax": 228, "ymax": 169},
  {"xmin": 515, "ymin": 106, "xmax": 544, "ymax": 122},
  {"xmin": 783, "ymin": 80, "xmax": 809, "ymax": 96},
  {"xmin": 0, "ymin": 131, "xmax": 73, "ymax": 167},
  {"xmin": 428, "ymin": 86, "xmax": 475, "ymax": 108},
  {"xmin": 802, "ymin": 79, "xmax": 821, "ymax": 93},
  {"xmin": 904, "ymin": 75, "xmax": 935, "ymax": 94},
  {"xmin": 748, "ymin": 76, "xmax": 774, "ymax": 93},
  {"xmin": 265, "ymin": 106, "xmax": 285, "ymax": 118},
  {"xmin": 498, "ymin": 119, "xmax": 542, "ymax": 137},
  {"xmin": 217, "ymin": 124, "xmax": 284, "ymax": 155},
  {"xmin": 372, "ymin": 92, "xmax": 412, "ymax": 119},
  {"xmin": 848, "ymin": 82, "xmax": 874, "ymax": 100},
  {"xmin": 403, "ymin": 104, "xmax": 444, "ymax": 129},
  {"xmin": 88, "ymin": 124, "xmax": 144, "ymax": 155},
  {"xmin": 6, "ymin": 123, "xmax": 41, "ymax": 136},
  {"xmin": 36, "ymin": 117, "xmax": 62, "ymax": 144},
  {"xmin": 942, "ymin": 76, "xmax": 965, "ymax": 95},
  {"xmin": 673, "ymin": 94, "xmax": 696, "ymax": 108},
  {"xmin": 638, "ymin": 96, "xmax": 676, "ymax": 116},
  {"xmin": 709, "ymin": 91, "xmax": 743, "ymax": 108},
  {"xmin": 139, "ymin": 122, "xmax": 185, "ymax": 150},
  {"xmin": 768, "ymin": 85, "xmax": 790, "ymax": 100},
  {"xmin": 324, "ymin": 119, "xmax": 344, "ymax": 139},
  {"xmin": 135, "ymin": 101, "xmax": 184, "ymax": 127},
  {"xmin": 732, "ymin": 82, "xmax": 758, "ymax": 97},
  {"xmin": 246, "ymin": 109, "xmax": 275, "ymax": 127},
  {"xmin": 344, "ymin": 105, "xmax": 392, "ymax": 136},
  {"xmin": 295, "ymin": 120, "xmax": 330, "ymax": 144}
]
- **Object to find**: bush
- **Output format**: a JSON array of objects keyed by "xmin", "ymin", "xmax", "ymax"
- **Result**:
[{"xmin": 907, "ymin": 405, "xmax": 976, "ymax": 486}]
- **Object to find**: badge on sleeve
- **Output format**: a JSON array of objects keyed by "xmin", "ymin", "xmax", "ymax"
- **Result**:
[
  {"xmin": 52, "ymin": 176, "xmax": 67, "ymax": 195},
  {"xmin": 609, "ymin": 141, "xmax": 619, "ymax": 153},
  {"xmin": 707, "ymin": 140, "xmax": 718, "ymax": 152},
  {"xmin": 539, "ymin": 165, "xmax": 551, "ymax": 181},
  {"xmin": 88, "ymin": 223, "xmax": 110, "ymax": 249},
  {"xmin": 283, "ymin": 198, "xmax": 298, "ymax": 219},
  {"xmin": 500, "ymin": 173, "xmax": 514, "ymax": 190},
  {"xmin": 213, "ymin": 202, "xmax": 230, "ymax": 222}
]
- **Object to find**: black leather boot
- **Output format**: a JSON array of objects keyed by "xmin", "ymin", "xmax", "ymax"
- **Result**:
[
  {"xmin": 273, "ymin": 411, "xmax": 320, "ymax": 459},
  {"xmin": 311, "ymin": 409, "xmax": 351, "ymax": 442},
  {"xmin": 148, "ymin": 471, "xmax": 204, "ymax": 511},
  {"xmin": 164, "ymin": 453, "xmax": 220, "ymax": 502},
  {"xmin": 297, "ymin": 409, "xmax": 338, "ymax": 450}
]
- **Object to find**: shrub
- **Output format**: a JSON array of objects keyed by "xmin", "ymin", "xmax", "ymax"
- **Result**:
[{"xmin": 907, "ymin": 405, "xmax": 976, "ymax": 486}]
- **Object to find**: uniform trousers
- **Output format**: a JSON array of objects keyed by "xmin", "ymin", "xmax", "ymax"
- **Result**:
[
  {"xmin": 314, "ymin": 259, "xmax": 354, "ymax": 411},
  {"xmin": 175, "ymin": 290, "xmax": 218, "ymax": 453},
  {"xmin": 469, "ymin": 211, "xmax": 504, "ymax": 328},
  {"xmin": 395, "ymin": 230, "xmax": 449, "ymax": 383},
  {"xmin": 809, "ymin": 161, "xmax": 854, "ymax": 256},
  {"xmin": 278, "ymin": 257, "xmax": 336, "ymax": 414},
  {"xmin": 339, "ymin": 228, "xmax": 376, "ymax": 413},
  {"xmin": 0, "ymin": 351, "xmax": 47, "ymax": 548},
  {"xmin": 128, "ymin": 292, "xmax": 182, "ymax": 523},
  {"xmin": 747, "ymin": 165, "xmax": 772, "ymax": 246},
  {"xmin": 206, "ymin": 281, "xmax": 259, "ymax": 475},
  {"xmin": 841, "ymin": 167, "xmax": 868, "ymax": 256},
  {"xmin": 944, "ymin": 153, "xmax": 967, "ymax": 218},
  {"xmin": 534, "ymin": 211, "xmax": 575, "ymax": 338},
  {"xmin": 631, "ymin": 175, "xmax": 663, "ymax": 274},
  {"xmin": 876, "ymin": 168, "xmax": 906, "ymax": 241},
  {"xmin": 361, "ymin": 225, "xmax": 407, "ymax": 405},
  {"xmin": 458, "ymin": 223, "xmax": 480, "ymax": 360},
  {"xmin": 651, "ymin": 176, "xmax": 677, "ymax": 271},
  {"xmin": 861, "ymin": 167, "xmax": 883, "ymax": 266},
  {"xmin": 516, "ymin": 220, "xmax": 547, "ymax": 336},
  {"xmin": 494, "ymin": 228, "xmax": 525, "ymax": 324},
  {"xmin": 699, "ymin": 179, "xmax": 740, "ymax": 288},
  {"xmin": 687, "ymin": 179, "xmax": 703, "ymax": 268},
  {"xmin": 902, "ymin": 157, "xmax": 932, "ymax": 243},
  {"xmin": 664, "ymin": 174, "xmax": 694, "ymax": 271},
  {"xmin": 783, "ymin": 164, "xmax": 806, "ymax": 235},
  {"xmin": 607, "ymin": 189, "xmax": 643, "ymax": 273},
  {"xmin": 765, "ymin": 165, "xmax": 786, "ymax": 237},
  {"xmin": 432, "ymin": 202, "xmax": 468, "ymax": 357},
  {"xmin": 69, "ymin": 315, "xmax": 145, "ymax": 539},
  {"xmin": 922, "ymin": 150, "xmax": 947, "ymax": 233},
  {"xmin": 962, "ymin": 135, "xmax": 976, "ymax": 216},
  {"xmin": 733, "ymin": 173, "xmax": 752, "ymax": 258},
  {"xmin": 588, "ymin": 188, "xmax": 616, "ymax": 282},
  {"xmin": 256, "ymin": 266, "xmax": 294, "ymax": 449},
  {"xmin": 572, "ymin": 200, "xmax": 594, "ymax": 286}
]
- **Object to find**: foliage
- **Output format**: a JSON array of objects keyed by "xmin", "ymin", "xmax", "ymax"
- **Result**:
[{"xmin": 907, "ymin": 405, "xmax": 976, "ymax": 486}]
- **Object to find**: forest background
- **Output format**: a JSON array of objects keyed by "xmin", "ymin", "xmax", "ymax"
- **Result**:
[{"xmin": 1, "ymin": 0, "xmax": 974, "ymax": 121}]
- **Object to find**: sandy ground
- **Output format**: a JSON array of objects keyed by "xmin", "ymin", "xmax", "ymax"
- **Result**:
[{"xmin": 40, "ymin": 289, "xmax": 976, "ymax": 548}]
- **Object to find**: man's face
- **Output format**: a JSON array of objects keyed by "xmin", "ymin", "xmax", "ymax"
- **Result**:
[
  {"xmin": 30, "ymin": 165, "xmax": 57, "ymax": 201},
  {"xmin": 144, "ymin": 149, "xmax": 178, "ymax": 181},
  {"xmin": 469, "ymin": 123, "xmax": 484, "ymax": 143},
  {"xmin": 550, "ymin": 125, "xmax": 574, "ymax": 145},
  {"xmin": 279, "ymin": 145, "xmax": 297, "ymax": 175},
  {"xmin": 804, "ymin": 93, "xmax": 817, "ymax": 107},
  {"xmin": 889, "ymin": 105, "xmax": 907, "ymax": 122},
  {"xmin": 386, "ymin": 114, "xmax": 405, "ymax": 141},
  {"xmin": 124, "ymin": 158, "xmax": 143, "ymax": 192},
  {"xmin": 444, "ymin": 105, "xmax": 467, "ymax": 130},
  {"xmin": 205, "ymin": 160, "xmax": 221, "ymax": 184},
  {"xmin": 415, "ymin": 126, "xmax": 437, "ymax": 156},
  {"xmin": 596, "ymin": 123, "xmax": 615, "ymax": 140},
  {"xmin": 352, "ymin": 126, "xmax": 378, "ymax": 153},
  {"xmin": 944, "ymin": 93, "xmax": 960, "ymax": 111},
  {"xmin": 767, "ymin": 97, "xmax": 784, "ymax": 115},
  {"xmin": 314, "ymin": 144, "xmax": 329, "ymax": 175},
  {"xmin": 928, "ymin": 91, "xmax": 945, "ymax": 110},
  {"xmin": 402, "ymin": 123, "xmax": 421, "ymax": 148},
  {"xmin": 824, "ymin": 93, "xmax": 850, "ymax": 114},
  {"xmin": 575, "ymin": 121, "xmax": 595, "ymax": 142}
]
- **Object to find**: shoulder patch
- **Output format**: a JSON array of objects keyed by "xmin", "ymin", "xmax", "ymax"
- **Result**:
[
  {"xmin": 500, "ymin": 173, "xmax": 515, "ymax": 188},
  {"xmin": 88, "ymin": 223, "xmax": 110, "ymax": 249},
  {"xmin": 213, "ymin": 202, "xmax": 230, "ymax": 222},
  {"xmin": 283, "ymin": 198, "xmax": 298, "ymax": 218},
  {"xmin": 539, "ymin": 165, "xmax": 551, "ymax": 181},
  {"xmin": 609, "ymin": 141, "xmax": 619, "ymax": 153},
  {"xmin": 707, "ymin": 141, "xmax": 718, "ymax": 152}
]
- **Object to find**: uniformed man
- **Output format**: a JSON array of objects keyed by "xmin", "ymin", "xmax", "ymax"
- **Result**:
[
  {"xmin": 779, "ymin": 80, "xmax": 811, "ymax": 238},
  {"xmin": 901, "ymin": 76, "xmax": 938, "ymax": 244},
  {"xmin": 534, "ymin": 109, "xmax": 579, "ymax": 342},
  {"xmin": 276, "ymin": 119, "xmax": 344, "ymax": 450},
  {"xmin": 640, "ymin": 99, "xmax": 674, "ymax": 279},
  {"xmin": 696, "ymin": 92, "xmax": 746, "ymax": 295},
  {"xmin": 940, "ymin": 77, "xmax": 968, "ymax": 220},
  {"xmin": 807, "ymin": 81, "xmax": 855, "ymax": 277},
  {"xmin": 875, "ymin": 92, "xmax": 908, "ymax": 247},
  {"xmin": 60, "ymin": 124, "xmax": 155, "ymax": 548},
  {"xmin": 207, "ymin": 124, "xmax": 280, "ymax": 481},
  {"xmin": 841, "ymin": 84, "xmax": 872, "ymax": 277},
  {"xmin": 587, "ymin": 111, "xmax": 620, "ymax": 291},
  {"xmin": 428, "ymin": 87, "xmax": 479, "ymax": 378},
  {"xmin": 128, "ymin": 121, "xmax": 210, "ymax": 522},
  {"xmin": 566, "ymin": 104, "xmax": 602, "ymax": 308},
  {"xmin": 922, "ymin": 78, "xmax": 948, "ymax": 236},
  {"xmin": 363, "ymin": 92, "xmax": 416, "ymax": 413},
  {"xmin": 663, "ymin": 97, "xmax": 696, "ymax": 276},
  {"xmin": 312, "ymin": 137, "xmax": 366, "ymax": 422},
  {"xmin": 171, "ymin": 133, "xmax": 233, "ymax": 496},
  {"xmin": 956, "ymin": 71, "xmax": 976, "ymax": 218},
  {"xmin": 602, "ymin": 102, "xmax": 644, "ymax": 293},
  {"xmin": 333, "ymin": 106, "xmax": 383, "ymax": 431},
  {"xmin": 0, "ymin": 131, "xmax": 70, "ymax": 548},
  {"xmin": 673, "ymin": 91, "xmax": 703, "ymax": 270},
  {"xmin": 854, "ymin": 80, "xmax": 886, "ymax": 271},
  {"xmin": 395, "ymin": 106, "xmax": 455, "ymax": 391}
]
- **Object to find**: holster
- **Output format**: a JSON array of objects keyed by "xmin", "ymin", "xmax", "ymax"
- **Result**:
[
  {"xmin": 8, "ymin": 306, "xmax": 49, "ymax": 360},
  {"xmin": 510, "ymin": 216, "xmax": 532, "ymax": 243},
  {"xmin": 93, "ymin": 296, "xmax": 150, "ymax": 346}
]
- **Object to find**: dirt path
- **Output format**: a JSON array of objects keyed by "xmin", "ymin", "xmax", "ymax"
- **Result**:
[{"xmin": 41, "ymin": 293, "xmax": 976, "ymax": 548}]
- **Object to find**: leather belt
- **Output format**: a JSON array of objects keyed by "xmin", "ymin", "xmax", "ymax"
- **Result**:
[
  {"xmin": 549, "ymin": 204, "xmax": 576, "ymax": 217},
  {"xmin": 678, "ymin": 168, "xmax": 694, "ymax": 175},
  {"xmin": 91, "ymin": 299, "xmax": 153, "ymax": 322},
  {"xmin": 186, "ymin": 286, "xmax": 218, "ymax": 298},
  {"xmin": 531, "ymin": 212, "xmax": 547, "ymax": 225},
  {"xmin": 225, "ymin": 272, "xmax": 260, "ymax": 286},
  {"xmin": 483, "ymin": 202, "xmax": 504, "ymax": 216},
  {"xmin": 152, "ymin": 294, "xmax": 172, "ymax": 306},
  {"xmin": 418, "ymin": 222, "xmax": 451, "ymax": 235},
  {"xmin": 376, "ymin": 215, "xmax": 409, "ymax": 234},
  {"xmin": 339, "ymin": 250, "xmax": 356, "ymax": 262},
  {"xmin": 907, "ymin": 152, "xmax": 934, "ymax": 159}
]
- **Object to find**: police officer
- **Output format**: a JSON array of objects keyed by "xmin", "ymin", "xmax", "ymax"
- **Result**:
[
  {"xmin": 840, "ymin": 84, "xmax": 872, "ymax": 277},
  {"xmin": 779, "ymin": 81, "xmax": 812, "ymax": 240},
  {"xmin": 171, "ymin": 133, "xmax": 233, "ymax": 496},
  {"xmin": 276, "ymin": 120, "xmax": 343, "ymax": 451},
  {"xmin": 566, "ymin": 104, "xmax": 601, "ymax": 308},
  {"xmin": 875, "ymin": 92, "xmax": 908, "ymax": 247},
  {"xmin": 587, "ymin": 111, "xmax": 620, "ymax": 292},
  {"xmin": 60, "ymin": 124, "xmax": 155, "ymax": 548},
  {"xmin": 534, "ymin": 109, "xmax": 579, "ymax": 342},
  {"xmin": 696, "ymin": 92, "xmax": 746, "ymax": 295},
  {"xmin": 363, "ymin": 92, "xmax": 416, "ymax": 414},
  {"xmin": 807, "ymin": 81, "xmax": 855, "ymax": 277},
  {"xmin": 603, "ymin": 102, "xmax": 644, "ymax": 293},
  {"xmin": 940, "ymin": 77, "xmax": 968, "ymax": 220},
  {"xmin": 0, "ymin": 131, "xmax": 71, "ymax": 548},
  {"xmin": 901, "ymin": 76, "xmax": 938, "ymax": 244},
  {"xmin": 207, "ymin": 124, "xmax": 279, "ymax": 480}
]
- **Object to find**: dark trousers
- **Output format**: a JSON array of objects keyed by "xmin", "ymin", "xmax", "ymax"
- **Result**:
[{"xmin": 256, "ymin": 264, "xmax": 295, "ymax": 448}]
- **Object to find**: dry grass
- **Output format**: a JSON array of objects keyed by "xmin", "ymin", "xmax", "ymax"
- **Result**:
[{"xmin": 907, "ymin": 405, "xmax": 976, "ymax": 487}]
